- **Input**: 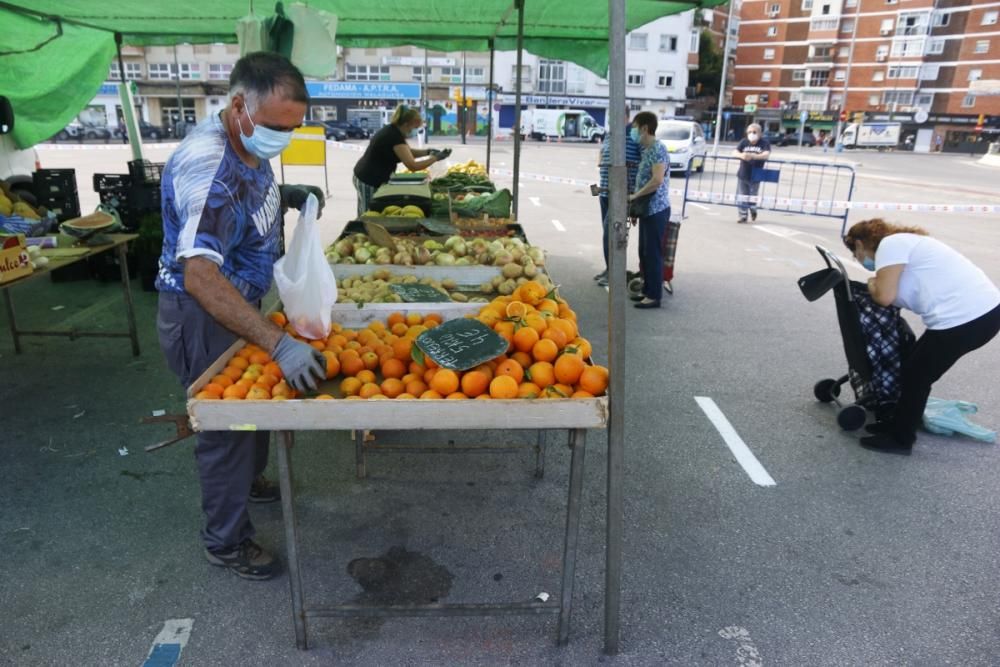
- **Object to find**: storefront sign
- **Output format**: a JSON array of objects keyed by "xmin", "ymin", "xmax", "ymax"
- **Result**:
[
  {"xmin": 497, "ymin": 93, "xmax": 609, "ymax": 107},
  {"xmin": 306, "ymin": 81, "xmax": 422, "ymax": 100},
  {"xmin": 782, "ymin": 110, "xmax": 835, "ymax": 123},
  {"xmin": 382, "ymin": 56, "xmax": 455, "ymax": 67}
]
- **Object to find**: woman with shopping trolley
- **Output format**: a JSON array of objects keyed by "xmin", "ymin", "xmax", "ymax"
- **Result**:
[
  {"xmin": 627, "ymin": 111, "xmax": 671, "ymax": 309},
  {"xmin": 845, "ymin": 219, "xmax": 1000, "ymax": 454}
]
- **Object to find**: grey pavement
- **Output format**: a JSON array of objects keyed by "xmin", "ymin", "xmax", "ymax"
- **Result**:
[{"xmin": 1, "ymin": 141, "xmax": 999, "ymax": 665}]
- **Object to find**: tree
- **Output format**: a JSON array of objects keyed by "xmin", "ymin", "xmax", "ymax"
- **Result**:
[{"xmin": 690, "ymin": 30, "xmax": 723, "ymax": 98}]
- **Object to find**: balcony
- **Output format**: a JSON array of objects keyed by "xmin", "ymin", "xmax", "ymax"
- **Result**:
[
  {"xmin": 807, "ymin": 52, "xmax": 835, "ymax": 64},
  {"xmin": 809, "ymin": 18, "xmax": 840, "ymax": 32}
]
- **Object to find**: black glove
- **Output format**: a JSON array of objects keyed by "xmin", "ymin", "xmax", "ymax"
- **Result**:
[
  {"xmin": 271, "ymin": 333, "xmax": 326, "ymax": 392},
  {"xmin": 435, "ymin": 148, "xmax": 452, "ymax": 160},
  {"xmin": 279, "ymin": 184, "xmax": 325, "ymax": 216}
]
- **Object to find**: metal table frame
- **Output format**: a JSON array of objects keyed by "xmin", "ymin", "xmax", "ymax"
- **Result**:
[
  {"xmin": 1, "ymin": 234, "xmax": 140, "ymax": 356},
  {"xmin": 275, "ymin": 427, "xmax": 587, "ymax": 650}
]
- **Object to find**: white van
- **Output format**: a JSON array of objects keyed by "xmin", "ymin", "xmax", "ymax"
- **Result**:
[
  {"xmin": 526, "ymin": 109, "xmax": 606, "ymax": 142},
  {"xmin": 656, "ymin": 119, "xmax": 707, "ymax": 172}
]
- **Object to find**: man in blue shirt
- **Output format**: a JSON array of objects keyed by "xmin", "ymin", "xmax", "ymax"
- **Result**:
[
  {"xmin": 157, "ymin": 52, "xmax": 326, "ymax": 580},
  {"xmin": 594, "ymin": 110, "xmax": 641, "ymax": 287}
]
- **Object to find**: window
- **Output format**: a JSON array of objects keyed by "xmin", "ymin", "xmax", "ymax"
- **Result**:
[
  {"xmin": 891, "ymin": 39, "xmax": 926, "ymax": 57},
  {"xmin": 919, "ymin": 64, "xmax": 939, "ymax": 80},
  {"xmin": 869, "ymin": 94, "xmax": 880, "ymax": 106},
  {"xmin": 811, "ymin": 45, "xmax": 832, "ymax": 58},
  {"xmin": 690, "ymin": 30, "xmax": 700, "ymax": 53},
  {"xmin": 208, "ymin": 63, "xmax": 232, "ymax": 80},
  {"xmin": 876, "ymin": 45, "xmax": 889, "ymax": 59},
  {"xmin": 821, "ymin": 3, "xmax": 831, "ymax": 15},
  {"xmin": 767, "ymin": 26, "xmax": 777, "ymax": 37},
  {"xmin": 841, "ymin": 20, "xmax": 855, "ymax": 33},
  {"xmin": 968, "ymin": 68, "xmax": 983, "ymax": 82},
  {"xmin": 792, "ymin": 69, "xmax": 807, "ymax": 81},
  {"xmin": 926, "ymin": 40, "xmax": 945, "ymax": 55},
  {"xmin": 764, "ymin": 48, "xmax": 775, "ymax": 60},
  {"xmin": 834, "ymin": 70, "xmax": 845, "ymax": 81},
  {"xmin": 769, "ymin": 3, "xmax": 781, "ymax": 15},
  {"xmin": 831, "ymin": 93, "xmax": 843, "ymax": 108},
  {"xmin": 412, "ymin": 66, "xmax": 426, "ymax": 81},
  {"xmin": 845, "ymin": 0, "xmax": 857, "ymax": 7},
  {"xmin": 897, "ymin": 12, "xmax": 930, "ymax": 36},
  {"xmin": 108, "ymin": 64, "xmax": 121, "ymax": 80},
  {"xmin": 887, "ymin": 66, "xmax": 919, "ymax": 79},
  {"xmin": 982, "ymin": 11, "xmax": 998, "ymax": 26},
  {"xmin": 932, "ymin": 12, "xmax": 950, "ymax": 27},
  {"xmin": 537, "ymin": 59, "xmax": 566, "ymax": 93},
  {"xmin": 660, "ymin": 34, "xmax": 678, "ymax": 52},
  {"xmin": 801, "ymin": 0, "xmax": 813, "ymax": 9},
  {"xmin": 657, "ymin": 72, "xmax": 675, "ymax": 87},
  {"xmin": 811, "ymin": 18, "xmax": 839, "ymax": 31},
  {"xmin": 962, "ymin": 94, "xmax": 976, "ymax": 107},
  {"xmin": 629, "ymin": 32, "xmax": 648, "ymax": 50},
  {"xmin": 346, "ymin": 64, "xmax": 391, "ymax": 81},
  {"xmin": 809, "ymin": 70, "xmax": 830, "ymax": 87},
  {"xmin": 761, "ymin": 71, "xmax": 772, "ymax": 82},
  {"xmin": 626, "ymin": 70, "xmax": 645, "ymax": 86},
  {"xmin": 107, "ymin": 62, "xmax": 143, "ymax": 80},
  {"xmin": 873, "ymin": 71, "xmax": 885, "ymax": 81},
  {"xmin": 914, "ymin": 93, "xmax": 934, "ymax": 110},
  {"xmin": 467, "ymin": 67, "xmax": 486, "ymax": 83},
  {"xmin": 438, "ymin": 66, "xmax": 462, "ymax": 82},
  {"xmin": 177, "ymin": 63, "xmax": 200, "ymax": 80},
  {"xmin": 148, "ymin": 63, "xmax": 172, "ymax": 80},
  {"xmin": 883, "ymin": 90, "xmax": 914, "ymax": 106},
  {"xmin": 880, "ymin": 18, "xmax": 894, "ymax": 33},
  {"xmin": 566, "ymin": 65, "xmax": 587, "ymax": 94},
  {"xmin": 975, "ymin": 40, "xmax": 989, "ymax": 54},
  {"xmin": 839, "ymin": 47, "xmax": 849, "ymax": 57},
  {"xmin": 511, "ymin": 65, "xmax": 531, "ymax": 85},
  {"xmin": 797, "ymin": 90, "xmax": 829, "ymax": 110}
]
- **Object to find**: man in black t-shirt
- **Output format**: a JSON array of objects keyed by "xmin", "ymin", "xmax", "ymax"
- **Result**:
[
  {"xmin": 731, "ymin": 123, "xmax": 771, "ymax": 223},
  {"xmin": 352, "ymin": 104, "xmax": 450, "ymax": 217}
]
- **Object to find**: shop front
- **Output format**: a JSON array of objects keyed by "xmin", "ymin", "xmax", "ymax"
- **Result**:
[{"xmin": 859, "ymin": 111, "xmax": 1000, "ymax": 154}]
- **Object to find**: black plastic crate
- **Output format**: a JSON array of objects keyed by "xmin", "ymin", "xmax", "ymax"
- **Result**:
[
  {"xmin": 127, "ymin": 183, "xmax": 161, "ymax": 214},
  {"xmin": 33, "ymin": 168, "xmax": 78, "ymax": 197},
  {"xmin": 39, "ymin": 194, "xmax": 81, "ymax": 222},
  {"xmin": 128, "ymin": 160, "xmax": 165, "ymax": 184}
]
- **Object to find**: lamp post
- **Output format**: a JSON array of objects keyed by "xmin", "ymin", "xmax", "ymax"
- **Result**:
[
  {"xmin": 834, "ymin": 0, "xmax": 861, "ymax": 150},
  {"xmin": 712, "ymin": 0, "xmax": 738, "ymax": 156}
]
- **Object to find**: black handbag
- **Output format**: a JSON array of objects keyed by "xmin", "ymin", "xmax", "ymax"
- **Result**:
[{"xmin": 628, "ymin": 193, "xmax": 652, "ymax": 218}]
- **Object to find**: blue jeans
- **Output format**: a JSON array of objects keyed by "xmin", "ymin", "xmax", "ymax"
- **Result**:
[
  {"xmin": 638, "ymin": 207, "xmax": 669, "ymax": 302},
  {"xmin": 737, "ymin": 178, "xmax": 760, "ymax": 219}
]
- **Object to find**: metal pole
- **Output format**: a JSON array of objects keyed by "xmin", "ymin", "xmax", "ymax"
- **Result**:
[
  {"xmin": 115, "ymin": 35, "xmax": 128, "ymax": 144},
  {"xmin": 834, "ymin": 0, "xmax": 861, "ymax": 149},
  {"xmin": 276, "ymin": 431, "xmax": 308, "ymax": 650},
  {"xmin": 512, "ymin": 0, "xmax": 525, "ymax": 220},
  {"xmin": 422, "ymin": 48, "xmax": 428, "ymax": 141},
  {"xmin": 604, "ymin": 0, "xmax": 627, "ymax": 656},
  {"xmin": 557, "ymin": 428, "xmax": 586, "ymax": 645},
  {"xmin": 487, "ymin": 40, "xmax": 495, "ymax": 174},
  {"xmin": 461, "ymin": 51, "xmax": 468, "ymax": 145},
  {"xmin": 115, "ymin": 33, "xmax": 144, "ymax": 161},
  {"xmin": 173, "ymin": 44, "xmax": 184, "ymax": 135},
  {"xmin": 712, "ymin": 0, "xmax": 737, "ymax": 156}
]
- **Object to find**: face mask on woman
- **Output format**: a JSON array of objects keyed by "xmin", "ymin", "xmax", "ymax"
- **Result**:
[
  {"xmin": 861, "ymin": 256, "xmax": 875, "ymax": 271},
  {"xmin": 629, "ymin": 127, "xmax": 640, "ymax": 142},
  {"xmin": 238, "ymin": 103, "xmax": 294, "ymax": 160}
]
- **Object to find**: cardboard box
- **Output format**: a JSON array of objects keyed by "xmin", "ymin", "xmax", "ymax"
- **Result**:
[{"xmin": 0, "ymin": 234, "xmax": 32, "ymax": 284}]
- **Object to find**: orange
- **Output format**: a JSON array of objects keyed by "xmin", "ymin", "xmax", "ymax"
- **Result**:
[
  {"xmin": 202, "ymin": 383, "xmax": 225, "ymax": 398},
  {"xmin": 446, "ymin": 392, "xmax": 468, "ymax": 400},
  {"xmin": 369, "ymin": 394, "xmax": 389, "ymax": 400},
  {"xmin": 405, "ymin": 379, "xmax": 428, "ymax": 396},
  {"xmin": 423, "ymin": 319, "xmax": 439, "ymax": 329},
  {"xmin": 381, "ymin": 358, "xmax": 406, "ymax": 380},
  {"xmin": 512, "ymin": 326, "xmax": 540, "ymax": 353},
  {"xmin": 387, "ymin": 312, "xmax": 406, "ymax": 327},
  {"xmin": 554, "ymin": 383, "xmax": 574, "ymax": 396},
  {"xmin": 234, "ymin": 378, "xmax": 254, "ymax": 392},
  {"xmin": 460, "ymin": 370, "xmax": 490, "ymax": 398},
  {"xmin": 381, "ymin": 378, "xmax": 405, "ymax": 399},
  {"xmin": 517, "ymin": 281, "xmax": 547, "ymax": 306},
  {"xmin": 342, "ymin": 330, "xmax": 358, "ymax": 341},
  {"xmin": 246, "ymin": 386, "xmax": 271, "ymax": 400},
  {"xmin": 228, "ymin": 356, "xmax": 249, "ymax": 371},
  {"xmin": 396, "ymin": 393, "xmax": 416, "ymax": 400},
  {"xmin": 361, "ymin": 351, "xmax": 380, "ymax": 371},
  {"xmin": 489, "ymin": 375, "xmax": 519, "ymax": 399},
  {"xmin": 195, "ymin": 390, "xmax": 220, "ymax": 400},
  {"xmin": 496, "ymin": 329, "xmax": 513, "ymax": 353},
  {"xmin": 517, "ymin": 382, "xmax": 541, "ymax": 399},
  {"xmin": 321, "ymin": 351, "xmax": 341, "ymax": 379},
  {"xmin": 537, "ymin": 299, "xmax": 559, "ymax": 316},
  {"xmin": 409, "ymin": 361, "xmax": 426, "ymax": 376},
  {"xmin": 474, "ymin": 363, "xmax": 495, "ymax": 381},
  {"xmin": 506, "ymin": 301, "xmax": 528, "ymax": 319},
  {"xmin": 544, "ymin": 385, "xmax": 571, "ymax": 399},
  {"xmin": 211, "ymin": 374, "xmax": 234, "ymax": 388},
  {"xmin": 554, "ymin": 354, "xmax": 586, "ymax": 385},
  {"xmin": 241, "ymin": 368, "xmax": 262, "ymax": 383},
  {"xmin": 542, "ymin": 327, "xmax": 569, "ymax": 350},
  {"xmin": 340, "ymin": 377, "xmax": 363, "ymax": 397},
  {"xmin": 223, "ymin": 384, "xmax": 249, "ymax": 399},
  {"xmin": 257, "ymin": 374, "xmax": 280, "ymax": 389},
  {"xmin": 578, "ymin": 365, "xmax": 609, "ymax": 396},
  {"xmin": 420, "ymin": 389, "xmax": 443, "ymax": 399},
  {"xmin": 249, "ymin": 350, "xmax": 272, "ymax": 365},
  {"xmin": 374, "ymin": 343, "xmax": 393, "ymax": 358},
  {"xmin": 523, "ymin": 313, "xmax": 549, "ymax": 334},
  {"xmin": 345, "ymin": 340, "xmax": 362, "ymax": 351},
  {"xmin": 262, "ymin": 362, "xmax": 283, "ymax": 380},
  {"xmin": 527, "ymin": 361, "xmax": 555, "ymax": 388},
  {"xmin": 401, "ymin": 373, "xmax": 419, "ymax": 385},
  {"xmin": 424, "ymin": 355, "xmax": 438, "ymax": 370},
  {"xmin": 315, "ymin": 394, "xmax": 334, "ymax": 400},
  {"xmin": 235, "ymin": 348, "xmax": 254, "ymax": 361},
  {"xmin": 356, "ymin": 369, "xmax": 377, "ymax": 385},
  {"xmin": 424, "ymin": 367, "xmax": 438, "ymax": 384},
  {"xmin": 559, "ymin": 304, "xmax": 577, "ymax": 321},
  {"xmin": 391, "ymin": 322, "xmax": 410, "ymax": 336},
  {"xmin": 368, "ymin": 320, "xmax": 386, "ymax": 334},
  {"xmin": 550, "ymin": 318, "xmax": 578, "ymax": 342},
  {"xmin": 309, "ymin": 340, "xmax": 326, "ymax": 352},
  {"xmin": 358, "ymin": 329, "xmax": 379, "ymax": 346},
  {"xmin": 494, "ymin": 320, "xmax": 515, "ymax": 339},
  {"xmin": 268, "ymin": 311, "xmax": 288, "ymax": 327},
  {"xmin": 475, "ymin": 394, "xmax": 492, "ymax": 400},
  {"xmin": 569, "ymin": 337, "xmax": 592, "ymax": 359},
  {"xmin": 531, "ymin": 338, "xmax": 558, "ymax": 363},
  {"xmin": 478, "ymin": 310, "xmax": 501, "ymax": 328},
  {"xmin": 271, "ymin": 381, "xmax": 293, "ymax": 399},
  {"xmin": 406, "ymin": 324, "xmax": 427, "ymax": 339},
  {"xmin": 423, "ymin": 313, "xmax": 443, "ymax": 325},
  {"xmin": 510, "ymin": 351, "xmax": 533, "ymax": 371},
  {"xmin": 338, "ymin": 348, "xmax": 360, "ymax": 363},
  {"xmin": 572, "ymin": 390, "xmax": 594, "ymax": 398},
  {"xmin": 495, "ymin": 359, "xmax": 524, "ymax": 384},
  {"xmin": 405, "ymin": 312, "xmax": 423, "ymax": 326},
  {"xmin": 341, "ymin": 355, "xmax": 365, "ymax": 377},
  {"xmin": 430, "ymin": 369, "xmax": 460, "ymax": 396},
  {"xmin": 392, "ymin": 337, "xmax": 413, "ymax": 361},
  {"xmin": 359, "ymin": 382, "xmax": 382, "ymax": 399}
]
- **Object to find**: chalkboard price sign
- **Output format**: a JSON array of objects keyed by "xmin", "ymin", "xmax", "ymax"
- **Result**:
[
  {"xmin": 415, "ymin": 318, "xmax": 508, "ymax": 371},
  {"xmin": 389, "ymin": 283, "xmax": 451, "ymax": 303}
]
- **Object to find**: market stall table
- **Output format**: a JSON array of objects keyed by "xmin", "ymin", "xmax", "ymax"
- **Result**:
[{"xmin": 1, "ymin": 233, "xmax": 140, "ymax": 355}]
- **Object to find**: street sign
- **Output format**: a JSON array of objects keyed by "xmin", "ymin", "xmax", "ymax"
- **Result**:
[
  {"xmin": 744, "ymin": 94, "xmax": 759, "ymax": 104},
  {"xmin": 743, "ymin": 104, "xmax": 757, "ymax": 113}
]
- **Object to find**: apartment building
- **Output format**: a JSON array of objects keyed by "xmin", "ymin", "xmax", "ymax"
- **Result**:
[{"xmin": 731, "ymin": 0, "xmax": 1000, "ymax": 150}]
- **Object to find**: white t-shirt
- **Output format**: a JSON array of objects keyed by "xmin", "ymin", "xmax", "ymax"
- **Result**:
[{"xmin": 875, "ymin": 233, "xmax": 1000, "ymax": 330}]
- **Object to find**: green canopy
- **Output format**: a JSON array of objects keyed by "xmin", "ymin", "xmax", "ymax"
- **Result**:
[{"xmin": 0, "ymin": 0, "xmax": 721, "ymax": 148}]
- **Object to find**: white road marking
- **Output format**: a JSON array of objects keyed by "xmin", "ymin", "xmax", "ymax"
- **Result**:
[
  {"xmin": 695, "ymin": 397, "xmax": 776, "ymax": 487},
  {"xmin": 142, "ymin": 618, "xmax": 193, "ymax": 667},
  {"xmin": 529, "ymin": 197, "xmax": 542, "ymax": 207},
  {"xmin": 689, "ymin": 202, "xmax": 711, "ymax": 211},
  {"xmin": 753, "ymin": 224, "xmax": 860, "ymax": 274},
  {"xmin": 551, "ymin": 219, "xmax": 566, "ymax": 232},
  {"xmin": 719, "ymin": 626, "xmax": 764, "ymax": 667}
]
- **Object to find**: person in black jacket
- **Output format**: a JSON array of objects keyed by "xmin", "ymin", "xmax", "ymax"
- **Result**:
[{"xmin": 352, "ymin": 104, "xmax": 450, "ymax": 216}]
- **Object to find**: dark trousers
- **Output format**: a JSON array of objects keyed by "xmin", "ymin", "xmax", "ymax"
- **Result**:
[
  {"xmin": 737, "ymin": 178, "xmax": 760, "ymax": 219},
  {"xmin": 638, "ymin": 207, "xmax": 669, "ymax": 302},
  {"xmin": 892, "ymin": 304, "xmax": 1000, "ymax": 445},
  {"xmin": 600, "ymin": 195, "xmax": 609, "ymax": 270},
  {"xmin": 157, "ymin": 292, "xmax": 270, "ymax": 552}
]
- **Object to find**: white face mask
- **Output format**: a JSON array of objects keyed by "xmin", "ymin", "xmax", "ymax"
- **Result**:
[{"xmin": 747, "ymin": 132, "xmax": 759, "ymax": 141}]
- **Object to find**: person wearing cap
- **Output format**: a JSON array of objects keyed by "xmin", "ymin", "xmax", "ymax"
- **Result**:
[{"xmin": 352, "ymin": 104, "xmax": 451, "ymax": 216}]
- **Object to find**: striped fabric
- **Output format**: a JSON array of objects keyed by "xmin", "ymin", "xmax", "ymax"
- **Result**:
[
  {"xmin": 353, "ymin": 174, "xmax": 377, "ymax": 218},
  {"xmin": 598, "ymin": 130, "xmax": 641, "ymax": 194},
  {"xmin": 661, "ymin": 220, "xmax": 680, "ymax": 282}
]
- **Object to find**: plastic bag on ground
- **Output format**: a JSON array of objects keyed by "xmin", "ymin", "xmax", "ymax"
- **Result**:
[
  {"xmin": 272, "ymin": 194, "xmax": 337, "ymax": 340},
  {"xmin": 923, "ymin": 397, "xmax": 997, "ymax": 444}
]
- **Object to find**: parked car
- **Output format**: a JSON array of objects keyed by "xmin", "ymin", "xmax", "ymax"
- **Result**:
[
  {"xmin": 762, "ymin": 130, "xmax": 785, "ymax": 145},
  {"xmin": 777, "ymin": 131, "xmax": 817, "ymax": 147},
  {"xmin": 304, "ymin": 120, "xmax": 348, "ymax": 141},
  {"xmin": 322, "ymin": 120, "xmax": 370, "ymax": 139},
  {"xmin": 53, "ymin": 121, "xmax": 113, "ymax": 141},
  {"xmin": 115, "ymin": 121, "xmax": 168, "ymax": 141},
  {"xmin": 655, "ymin": 119, "xmax": 707, "ymax": 172}
]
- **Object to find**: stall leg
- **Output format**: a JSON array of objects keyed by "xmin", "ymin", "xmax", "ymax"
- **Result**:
[
  {"xmin": 3, "ymin": 287, "xmax": 21, "ymax": 354},
  {"xmin": 354, "ymin": 429, "xmax": 367, "ymax": 479},
  {"xmin": 557, "ymin": 428, "xmax": 586, "ymax": 646},
  {"xmin": 534, "ymin": 429, "xmax": 546, "ymax": 479},
  {"xmin": 117, "ymin": 242, "xmax": 140, "ymax": 356},
  {"xmin": 277, "ymin": 430, "xmax": 308, "ymax": 650}
]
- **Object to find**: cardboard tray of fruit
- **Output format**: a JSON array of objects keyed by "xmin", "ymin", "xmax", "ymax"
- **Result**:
[{"xmin": 185, "ymin": 303, "xmax": 609, "ymax": 432}]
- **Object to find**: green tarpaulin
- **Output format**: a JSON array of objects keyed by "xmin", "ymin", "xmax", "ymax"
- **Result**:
[{"xmin": 0, "ymin": 0, "xmax": 721, "ymax": 148}]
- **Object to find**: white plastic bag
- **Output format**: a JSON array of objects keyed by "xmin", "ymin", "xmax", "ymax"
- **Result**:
[{"xmin": 272, "ymin": 194, "xmax": 337, "ymax": 340}]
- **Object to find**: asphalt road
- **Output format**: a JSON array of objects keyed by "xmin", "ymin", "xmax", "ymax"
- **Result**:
[{"xmin": 1, "ymin": 139, "xmax": 999, "ymax": 665}]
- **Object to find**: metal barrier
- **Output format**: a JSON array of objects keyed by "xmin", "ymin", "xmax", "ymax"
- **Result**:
[{"xmin": 681, "ymin": 155, "xmax": 857, "ymax": 233}]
